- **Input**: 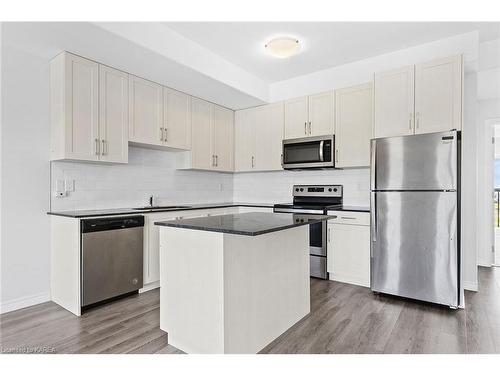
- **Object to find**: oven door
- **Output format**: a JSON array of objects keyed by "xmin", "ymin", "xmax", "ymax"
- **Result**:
[
  {"xmin": 291, "ymin": 213, "xmax": 327, "ymax": 256},
  {"xmin": 282, "ymin": 135, "xmax": 334, "ymax": 169}
]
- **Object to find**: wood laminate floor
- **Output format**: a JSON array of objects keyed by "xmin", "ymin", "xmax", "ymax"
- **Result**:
[{"xmin": 2, "ymin": 267, "xmax": 500, "ymax": 354}]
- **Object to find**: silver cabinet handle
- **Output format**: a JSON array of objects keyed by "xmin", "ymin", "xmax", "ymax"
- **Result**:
[
  {"xmin": 101, "ymin": 139, "xmax": 106, "ymax": 155},
  {"xmin": 340, "ymin": 216, "xmax": 356, "ymax": 220},
  {"xmin": 335, "ymin": 149, "xmax": 339, "ymax": 164},
  {"xmin": 164, "ymin": 127, "xmax": 168, "ymax": 142},
  {"xmin": 212, "ymin": 155, "xmax": 215, "ymax": 167},
  {"xmin": 251, "ymin": 156, "xmax": 255, "ymax": 168},
  {"xmin": 304, "ymin": 122, "xmax": 307, "ymax": 135},
  {"xmin": 308, "ymin": 121, "xmax": 312, "ymax": 135},
  {"xmin": 215, "ymin": 155, "xmax": 218, "ymax": 167},
  {"xmin": 328, "ymin": 227, "xmax": 331, "ymax": 243},
  {"xmin": 95, "ymin": 138, "xmax": 100, "ymax": 155}
]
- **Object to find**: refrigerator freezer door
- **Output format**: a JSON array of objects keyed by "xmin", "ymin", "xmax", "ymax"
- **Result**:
[
  {"xmin": 370, "ymin": 191, "xmax": 458, "ymax": 307},
  {"xmin": 371, "ymin": 131, "xmax": 458, "ymax": 191}
]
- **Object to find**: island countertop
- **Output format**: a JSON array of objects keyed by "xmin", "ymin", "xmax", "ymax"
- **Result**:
[{"xmin": 155, "ymin": 212, "xmax": 334, "ymax": 236}]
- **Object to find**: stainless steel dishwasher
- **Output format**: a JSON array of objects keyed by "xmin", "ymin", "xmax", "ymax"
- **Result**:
[{"xmin": 81, "ymin": 216, "xmax": 144, "ymax": 308}]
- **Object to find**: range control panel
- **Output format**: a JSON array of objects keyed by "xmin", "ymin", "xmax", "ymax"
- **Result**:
[{"xmin": 292, "ymin": 185, "xmax": 343, "ymax": 198}]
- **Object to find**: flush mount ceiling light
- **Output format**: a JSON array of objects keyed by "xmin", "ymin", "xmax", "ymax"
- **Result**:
[{"xmin": 265, "ymin": 37, "xmax": 300, "ymax": 59}]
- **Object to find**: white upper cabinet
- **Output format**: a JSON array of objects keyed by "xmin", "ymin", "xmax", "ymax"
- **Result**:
[
  {"xmin": 128, "ymin": 75, "xmax": 163, "ymax": 146},
  {"xmin": 284, "ymin": 96, "xmax": 309, "ymax": 139},
  {"xmin": 255, "ymin": 102, "xmax": 284, "ymax": 171},
  {"xmin": 98, "ymin": 65, "xmax": 129, "ymax": 163},
  {"xmin": 284, "ymin": 92, "xmax": 334, "ymax": 139},
  {"xmin": 213, "ymin": 105, "xmax": 234, "ymax": 172},
  {"xmin": 190, "ymin": 97, "xmax": 213, "ymax": 170},
  {"xmin": 308, "ymin": 91, "xmax": 334, "ymax": 136},
  {"xmin": 234, "ymin": 103, "xmax": 284, "ymax": 172},
  {"xmin": 50, "ymin": 52, "xmax": 99, "ymax": 161},
  {"xmin": 234, "ymin": 108, "xmax": 257, "ymax": 172},
  {"xmin": 163, "ymin": 88, "xmax": 191, "ymax": 149},
  {"xmin": 373, "ymin": 65, "xmax": 415, "ymax": 138},
  {"xmin": 335, "ymin": 83, "xmax": 373, "ymax": 168},
  {"xmin": 415, "ymin": 55, "xmax": 462, "ymax": 134}
]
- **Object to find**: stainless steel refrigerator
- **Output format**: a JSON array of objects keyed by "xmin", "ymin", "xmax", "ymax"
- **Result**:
[{"xmin": 370, "ymin": 130, "xmax": 461, "ymax": 308}]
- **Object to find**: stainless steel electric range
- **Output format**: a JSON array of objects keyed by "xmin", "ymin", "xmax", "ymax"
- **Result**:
[{"xmin": 273, "ymin": 184, "xmax": 343, "ymax": 279}]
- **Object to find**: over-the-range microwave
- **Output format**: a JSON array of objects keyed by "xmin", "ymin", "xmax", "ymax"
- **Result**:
[{"xmin": 282, "ymin": 135, "xmax": 336, "ymax": 170}]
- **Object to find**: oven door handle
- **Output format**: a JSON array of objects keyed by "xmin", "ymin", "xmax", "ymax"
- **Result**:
[
  {"xmin": 319, "ymin": 140, "xmax": 324, "ymax": 162},
  {"xmin": 274, "ymin": 208, "xmax": 324, "ymax": 215}
]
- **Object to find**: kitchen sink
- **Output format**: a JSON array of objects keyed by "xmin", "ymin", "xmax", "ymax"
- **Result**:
[{"xmin": 133, "ymin": 205, "xmax": 190, "ymax": 210}]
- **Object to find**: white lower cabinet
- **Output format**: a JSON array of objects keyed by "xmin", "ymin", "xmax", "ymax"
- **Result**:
[
  {"xmin": 143, "ymin": 207, "xmax": 241, "ymax": 286},
  {"xmin": 327, "ymin": 211, "xmax": 370, "ymax": 288}
]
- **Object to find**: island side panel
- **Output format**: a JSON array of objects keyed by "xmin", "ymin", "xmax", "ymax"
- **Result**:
[
  {"xmin": 159, "ymin": 227, "xmax": 225, "ymax": 354},
  {"xmin": 223, "ymin": 225, "xmax": 310, "ymax": 354},
  {"xmin": 50, "ymin": 215, "xmax": 81, "ymax": 316}
]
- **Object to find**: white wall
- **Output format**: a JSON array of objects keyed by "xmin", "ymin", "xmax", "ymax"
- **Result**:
[
  {"xmin": 1, "ymin": 43, "xmax": 52, "ymax": 312},
  {"xmin": 51, "ymin": 147, "xmax": 233, "ymax": 212},
  {"xmin": 233, "ymin": 169, "xmax": 369, "ymax": 206}
]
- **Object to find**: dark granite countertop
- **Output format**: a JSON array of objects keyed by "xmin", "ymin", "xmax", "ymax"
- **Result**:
[
  {"xmin": 154, "ymin": 212, "xmax": 334, "ymax": 236},
  {"xmin": 47, "ymin": 202, "xmax": 274, "ymax": 218}
]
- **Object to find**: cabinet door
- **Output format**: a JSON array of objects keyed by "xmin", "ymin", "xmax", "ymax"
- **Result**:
[
  {"xmin": 64, "ymin": 53, "xmax": 99, "ymax": 161},
  {"xmin": 284, "ymin": 96, "xmax": 308, "ymax": 139},
  {"xmin": 99, "ymin": 65, "xmax": 129, "ymax": 163},
  {"xmin": 128, "ymin": 75, "xmax": 163, "ymax": 146},
  {"xmin": 255, "ymin": 102, "xmax": 284, "ymax": 171},
  {"xmin": 191, "ymin": 98, "xmax": 213, "ymax": 170},
  {"xmin": 308, "ymin": 91, "xmax": 334, "ymax": 136},
  {"xmin": 213, "ymin": 105, "xmax": 234, "ymax": 172},
  {"xmin": 234, "ymin": 108, "xmax": 256, "ymax": 172},
  {"xmin": 415, "ymin": 55, "xmax": 462, "ymax": 134},
  {"xmin": 163, "ymin": 87, "xmax": 191, "ymax": 149},
  {"xmin": 329, "ymin": 222, "xmax": 370, "ymax": 287},
  {"xmin": 373, "ymin": 65, "xmax": 415, "ymax": 138},
  {"xmin": 334, "ymin": 83, "xmax": 373, "ymax": 168}
]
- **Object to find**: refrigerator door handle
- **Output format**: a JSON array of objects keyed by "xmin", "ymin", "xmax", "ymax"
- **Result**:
[
  {"xmin": 370, "ymin": 140, "xmax": 376, "ymax": 190},
  {"xmin": 371, "ymin": 192, "xmax": 377, "ymax": 243}
]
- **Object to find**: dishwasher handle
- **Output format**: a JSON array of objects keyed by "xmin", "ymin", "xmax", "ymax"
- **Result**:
[{"xmin": 81, "ymin": 216, "xmax": 144, "ymax": 233}]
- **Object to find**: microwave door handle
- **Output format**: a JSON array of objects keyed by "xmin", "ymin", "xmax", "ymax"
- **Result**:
[{"xmin": 319, "ymin": 140, "xmax": 324, "ymax": 162}]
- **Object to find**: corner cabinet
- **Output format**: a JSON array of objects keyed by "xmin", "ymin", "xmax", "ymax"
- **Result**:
[
  {"xmin": 374, "ymin": 55, "xmax": 463, "ymax": 139},
  {"xmin": 334, "ymin": 83, "xmax": 373, "ymax": 168},
  {"xmin": 50, "ymin": 52, "xmax": 128, "ymax": 163},
  {"xmin": 284, "ymin": 91, "xmax": 334, "ymax": 139},
  {"xmin": 185, "ymin": 98, "xmax": 234, "ymax": 172},
  {"xmin": 327, "ymin": 211, "xmax": 371, "ymax": 288},
  {"xmin": 234, "ymin": 102, "xmax": 284, "ymax": 172}
]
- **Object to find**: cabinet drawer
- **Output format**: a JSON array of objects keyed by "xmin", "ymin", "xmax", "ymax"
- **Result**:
[{"xmin": 327, "ymin": 211, "xmax": 370, "ymax": 226}]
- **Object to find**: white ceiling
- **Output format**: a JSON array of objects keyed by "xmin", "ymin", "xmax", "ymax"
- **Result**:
[{"xmin": 165, "ymin": 22, "xmax": 499, "ymax": 83}]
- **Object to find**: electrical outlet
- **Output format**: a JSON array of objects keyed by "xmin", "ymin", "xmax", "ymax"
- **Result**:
[{"xmin": 64, "ymin": 179, "xmax": 75, "ymax": 192}]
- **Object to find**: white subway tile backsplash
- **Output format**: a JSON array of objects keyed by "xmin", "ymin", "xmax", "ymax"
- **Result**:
[{"xmin": 50, "ymin": 147, "xmax": 370, "ymax": 211}]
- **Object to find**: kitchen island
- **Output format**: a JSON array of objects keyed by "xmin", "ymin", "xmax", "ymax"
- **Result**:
[{"xmin": 155, "ymin": 212, "xmax": 331, "ymax": 354}]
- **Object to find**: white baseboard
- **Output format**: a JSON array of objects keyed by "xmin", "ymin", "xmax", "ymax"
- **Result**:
[
  {"xmin": 463, "ymin": 280, "xmax": 478, "ymax": 292},
  {"xmin": 139, "ymin": 281, "xmax": 160, "ymax": 293},
  {"xmin": 330, "ymin": 274, "xmax": 370, "ymax": 288},
  {"xmin": 0, "ymin": 292, "xmax": 51, "ymax": 314}
]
